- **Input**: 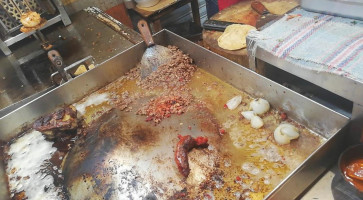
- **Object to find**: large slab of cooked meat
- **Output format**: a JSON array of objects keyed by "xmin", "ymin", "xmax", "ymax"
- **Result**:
[{"xmin": 33, "ymin": 106, "xmax": 78, "ymax": 132}]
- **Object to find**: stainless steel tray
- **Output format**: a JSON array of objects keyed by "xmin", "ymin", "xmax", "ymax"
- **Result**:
[
  {"xmin": 301, "ymin": 0, "xmax": 363, "ymax": 21},
  {"xmin": 51, "ymin": 56, "xmax": 95, "ymax": 85},
  {"xmin": 0, "ymin": 30, "xmax": 349, "ymax": 200}
]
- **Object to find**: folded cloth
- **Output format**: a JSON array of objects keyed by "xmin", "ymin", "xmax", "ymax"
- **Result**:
[{"xmin": 249, "ymin": 8, "xmax": 363, "ymax": 82}]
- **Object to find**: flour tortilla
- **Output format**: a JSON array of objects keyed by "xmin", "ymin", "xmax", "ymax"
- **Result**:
[{"xmin": 217, "ymin": 24, "xmax": 256, "ymax": 51}]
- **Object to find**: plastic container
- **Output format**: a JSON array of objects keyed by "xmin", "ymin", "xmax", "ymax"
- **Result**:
[
  {"xmin": 338, "ymin": 144, "xmax": 363, "ymax": 198},
  {"xmin": 301, "ymin": 0, "xmax": 363, "ymax": 20}
]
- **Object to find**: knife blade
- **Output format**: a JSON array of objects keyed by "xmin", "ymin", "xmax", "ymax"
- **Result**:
[
  {"xmin": 251, "ymin": 1, "xmax": 279, "ymax": 28},
  {"xmin": 203, "ymin": 19, "xmax": 246, "ymax": 32}
]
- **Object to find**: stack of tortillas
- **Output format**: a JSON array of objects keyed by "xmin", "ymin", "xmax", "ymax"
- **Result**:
[{"xmin": 217, "ymin": 24, "xmax": 256, "ymax": 51}]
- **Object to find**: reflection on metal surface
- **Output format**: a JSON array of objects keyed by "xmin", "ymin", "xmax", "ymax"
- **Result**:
[
  {"xmin": 63, "ymin": 108, "xmax": 219, "ymax": 199},
  {"xmin": 0, "ymin": 10, "xmax": 141, "ymax": 116},
  {"xmin": 85, "ymin": 7, "xmax": 142, "ymax": 44}
]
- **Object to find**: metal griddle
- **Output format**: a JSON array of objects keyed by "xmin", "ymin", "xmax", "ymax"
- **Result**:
[{"xmin": 0, "ymin": 30, "xmax": 349, "ymax": 200}]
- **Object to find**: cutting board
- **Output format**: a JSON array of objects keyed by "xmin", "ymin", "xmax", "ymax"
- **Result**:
[{"xmin": 202, "ymin": 0, "xmax": 298, "ymax": 68}]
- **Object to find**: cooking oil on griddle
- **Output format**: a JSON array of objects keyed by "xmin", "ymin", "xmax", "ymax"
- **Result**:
[
  {"xmin": 3, "ymin": 64, "xmax": 325, "ymax": 199},
  {"xmin": 187, "ymin": 69, "xmax": 325, "ymax": 199},
  {"xmin": 69, "ymin": 67, "xmax": 325, "ymax": 199}
]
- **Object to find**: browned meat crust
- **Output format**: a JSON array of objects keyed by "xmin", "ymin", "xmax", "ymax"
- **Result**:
[
  {"xmin": 33, "ymin": 105, "xmax": 78, "ymax": 132},
  {"xmin": 137, "ymin": 92, "xmax": 192, "ymax": 124},
  {"xmin": 175, "ymin": 135, "xmax": 209, "ymax": 177},
  {"xmin": 125, "ymin": 46, "xmax": 197, "ymax": 90},
  {"xmin": 170, "ymin": 188, "xmax": 188, "ymax": 200}
]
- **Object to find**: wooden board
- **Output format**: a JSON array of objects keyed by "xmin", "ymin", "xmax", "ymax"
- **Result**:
[
  {"xmin": 136, "ymin": 0, "xmax": 176, "ymax": 12},
  {"xmin": 203, "ymin": 30, "xmax": 249, "ymax": 67},
  {"xmin": 202, "ymin": 0, "xmax": 298, "ymax": 68},
  {"xmin": 132, "ymin": 0, "xmax": 194, "ymax": 20},
  {"xmin": 105, "ymin": 3, "xmax": 133, "ymax": 28}
]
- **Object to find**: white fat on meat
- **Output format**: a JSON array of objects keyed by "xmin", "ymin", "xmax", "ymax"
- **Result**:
[
  {"xmin": 6, "ymin": 130, "xmax": 61, "ymax": 199},
  {"xmin": 187, "ymin": 149, "xmax": 217, "ymax": 186},
  {"xmin": 73, "ymin": 93, "xmax": 109, "ymax": 115}
]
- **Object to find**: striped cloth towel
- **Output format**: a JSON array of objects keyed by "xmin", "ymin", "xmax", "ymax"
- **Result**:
[{"xmin": 249, "ymin": 8, "xmax": 363, "ymax": 82}]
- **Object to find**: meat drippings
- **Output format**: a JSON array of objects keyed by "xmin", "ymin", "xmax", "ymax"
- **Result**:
[{"xmin": 4, "ymin": 131, "xmax": 67, "ymax": 199}]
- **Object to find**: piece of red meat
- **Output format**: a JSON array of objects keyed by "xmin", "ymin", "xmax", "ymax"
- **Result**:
[{"xmin": 174, "ymin": 135, "xmax": 209, "ymax": 177}]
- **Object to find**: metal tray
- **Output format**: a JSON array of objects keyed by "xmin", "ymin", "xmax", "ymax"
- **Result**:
[
  {"xmin": 301, "ymin": 0, "xmax": 363, "ymax": 21},
  {"xmin": 0, "ymin": 30, "xmax": 349, "ymax": 199},
  {"xmin": 51, "ymin": 56, "xmax": 95, "ymax": 85}
]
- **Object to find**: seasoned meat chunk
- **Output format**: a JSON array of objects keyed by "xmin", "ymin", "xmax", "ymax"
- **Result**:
[
  {"xmin": 33, "ymin": 106, "xmax": 78, "ymax": 132},
  {"xmin": 175, "ymin": 135, "xmax": 209, "ymax": 177}
]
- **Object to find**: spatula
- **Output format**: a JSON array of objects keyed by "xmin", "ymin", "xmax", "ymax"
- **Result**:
[
  {"xmin": 137, "ymin": 20, "xmax": 173, "ymax": 79},
  {"xmin": 251, "ymin": 1, "xmax": 279, "ymax": 29}
]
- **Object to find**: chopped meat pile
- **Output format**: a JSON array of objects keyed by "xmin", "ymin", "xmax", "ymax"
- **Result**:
[
  {"xmin": 126, "ymin": 46, "xmax": 197, "ymax": 90},
  {"xmin": 137, "ymin": 92, "xmax": 192, "ymax": 124},
  {"xmin": 122, "ymin": 46, "xmax": 197, "ymax": 123},
  {"xmin": 171, "ymin": 188, "xmax": 188, "ymax": 199},
  {"xmin": 109, "ymin": 91, "xmax": 135, "ymax": 112},
  {"xmin": 175, "ymin": 135, "xmax": 209, "ymax": 177},
  {"xmin": 33, "ymin": 106, "xmax": 78, "ymax": 132}
]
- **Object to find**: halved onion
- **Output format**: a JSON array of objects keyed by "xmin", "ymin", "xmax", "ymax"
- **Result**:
[
  {"xmin": 226, "ymin": 95, "xmax": 242, "ymax": 110},
  {"xmin": 241, "ymin": 111, "xmax": 255, "ymax": 120},
  {"xmin": 250, "ymin": 98, "xmax": 270, "ymax": 115},
  {"xmin": 274, "ymin": 123, "xmax": 300, "ymax": 144},
  {"xmin": 281, "ymin": 125, "xmax": 299, "ymax": 138},
  {"xmin": 251, "ymin": 116, "xmax": 264, "ymax": 129}
]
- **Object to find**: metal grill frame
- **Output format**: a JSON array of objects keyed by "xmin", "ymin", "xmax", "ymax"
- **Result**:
[
  {"xmin": 0, "ymin": 0, "xmax": 71, "ymax": 56},
  {"xmin": 0, "ymin": 0, "xmax": 46, "ymax": 35}
]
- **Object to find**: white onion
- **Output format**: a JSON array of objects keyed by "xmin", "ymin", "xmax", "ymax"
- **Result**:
[
  {"xmin": 273, "ymin": 130, "xmax": 291, "ymax": 145},
  {"xmin": 241, "ymin": 111, "xmax": 255, "ymax": 120},
  {"xmin": 281, "ymin": 125, "xmax": 299, "ymax": 138},
  {"xmin": 251, "ymin": 116, "xmax": 264, "ymax": 129},
  {"xmin": 226, "ymin": 95, "xmax": 242, "ymax": 110},
  {"xmin": 250, "ymin": 98, "xmax": 270, "ymax": 115},
  {"xmin": 274, "ymin": 123, "xmax": 300, "ymax": 144}
]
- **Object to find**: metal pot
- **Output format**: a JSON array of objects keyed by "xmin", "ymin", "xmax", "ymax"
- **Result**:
[{"xmin": 338, "ymin": 144, "xmax": 363, "ymax": 198}]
